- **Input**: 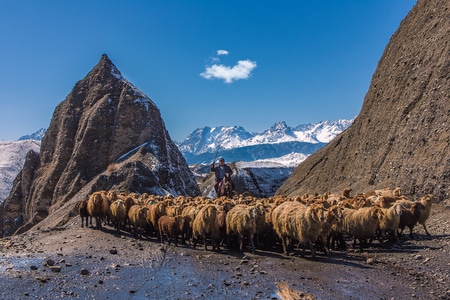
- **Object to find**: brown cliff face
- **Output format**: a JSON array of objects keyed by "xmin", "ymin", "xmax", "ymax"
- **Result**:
[
  {"xmin": 1, "ymin": 54, "xmax": 200, "ymax": 236},
  {"xmin": 276, "ymin": 0, "xmax": 449, "ymax": 200}
]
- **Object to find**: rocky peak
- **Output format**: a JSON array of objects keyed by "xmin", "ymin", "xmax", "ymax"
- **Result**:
[{"xmin": 0, "ymin": 54, "xmax": 200, "ymax": 236}]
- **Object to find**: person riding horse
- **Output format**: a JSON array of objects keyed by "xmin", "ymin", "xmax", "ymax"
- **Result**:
[{"xmin": 211, "ymin": 157, "xmax": 235, "ymax": 196}]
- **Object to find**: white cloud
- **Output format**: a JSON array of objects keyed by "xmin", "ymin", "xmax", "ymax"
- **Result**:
[
  {"xmin": 217, "ymin": 49, "xmax": 229, "ymax": 55},
  {"xmin": 200, "ymin": 59, "xmax": 257, "ymax": 83}
]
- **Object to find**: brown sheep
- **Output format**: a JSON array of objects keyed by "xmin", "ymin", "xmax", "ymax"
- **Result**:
[
  {"xmin": 158, "ymin": 215, "xmax": 187, "ymax": 246},
  {"xmin": 417, "ymin": 194, "xmax": 433, "ymax": 236},
  {"xmin": 146, "ymin": 201, "xmax": 167, "ymax": 237},
  {"xmin": 253, "ymin": 202, "xmax": 271, "ymax": 249},
  {"xmin": 226, "ymin": 204, "xmax": 259, "ymax": 253},
  {"xmin": 101, "ymin": 191, "xmax": 112, "ymax": 226},
  {"xmin": 87, "ymin": 191, "xmax": 106, "ymax": 229},
  {"xmin": 341, "ymin": 188, "xmax": 353, "ymax": 199},
  {"xmin": 377, "ymin": 203, "xmax": 403, "ymax": 245},
  {"xmin": 192, "ymin": 204, "xmax": 221, "ymax": 251},
  {"xmin": 398, "ymin": 202, "xmax": 426, "ymax": 238},
  {"xmin": 77, "ymin": 199, "xmax": 89, "ymax": 228},
  {"xmin": 215, "ymin": 200, "xmax": 234, "ymax": 247},
  {"xmin": 317, "ymin": 204, "xmax": 344, "ymax": 255},
  {"xmin": 349, "ymin": 194, "xmax": 373, "ymax": 209},
  {"xmin": 341, "ymin": 206, "xmax": 384, "ymax": 251},
  {"xmin": 294, "ymin": 204, "xmax": 329, "ymax": 258},
  {"xmin": 166, "ymin": 205, "xmax": 183, "ymax": 217},
  {"xmin": 109, "ymin": 199, "xmax": 127, "ymax": 232},
  {"xmin": 128, "ymin": 204, "xmax": 149, "ymax": 238},
  {"xmin": 372, "ymin": 196, "xmax": 396, "ymax": 208},
  {"xmin": 272, "ymin": 201, "xmax": 329, "ymax": 257},
  {"xmin": 395, "ymin": 194, "xmax": 433, "ymax": 236},
  {"xmin": 181, "ymin": 205, "xmax": 200, "ymax": 244},
  {"xmin": 271, "ymin": 200, "xmax": 302, "ymax": 254}
]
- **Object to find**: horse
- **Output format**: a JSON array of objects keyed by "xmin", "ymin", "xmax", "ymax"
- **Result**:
[{"xmin": 218, "ymin": 175, "xmax": 234, "ymax": 198}]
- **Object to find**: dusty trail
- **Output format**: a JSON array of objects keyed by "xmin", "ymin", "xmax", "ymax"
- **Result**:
[{"xmin": 1, "ymin": 203, "xmax": 449, "ymax": 299}]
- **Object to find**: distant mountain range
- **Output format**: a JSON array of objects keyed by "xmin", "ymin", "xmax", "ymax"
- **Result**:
[
  {"xmin": 0, "ymin": 118, "xmax": 353, "ymax": 203},
  {"xmin": 178, "ymin": 119, "xmax": 354, "ymax": 165},
  {"xmin": 18, "ymin": 128, "xmax": 46, "ymax": 141}
]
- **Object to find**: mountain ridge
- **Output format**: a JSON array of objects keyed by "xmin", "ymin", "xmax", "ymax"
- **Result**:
[{"xmin": 178, "ymin": 119, "xmax": 353, "ymax": 164}]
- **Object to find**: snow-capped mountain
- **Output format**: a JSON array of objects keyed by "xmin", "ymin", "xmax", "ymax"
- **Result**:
[
  {"xmin": 18, "ymin": 128, "xmax": 46, "ymax": 141},
  {"xmin": 0, "ymin": 140, "xmax": 41, "ymax": 203},
  {"xmin": 179, "ymin": 119, "xmax": 354, "ymax": 165}
]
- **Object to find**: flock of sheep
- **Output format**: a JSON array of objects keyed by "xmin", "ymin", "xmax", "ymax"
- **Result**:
[{"xmin": 77, "ymin": 187, "xmax": 434, "ymax": 257}]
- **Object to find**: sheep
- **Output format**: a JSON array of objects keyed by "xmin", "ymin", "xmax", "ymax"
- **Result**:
[
  {"xmin": 271, "ymin": 201, "xmax": 328, "ymax": 257},
  {"xmin": 127, "ymin": 204, "xmax": 149, "ymax": 238},
  {"xmin": 372, "ymin": 196, "xmax": 396, "ymax": 208},
  {"xmin": 398, "ymin": 202, "xmax": 426, "ymax": 238},
  {"xmin": 395, "ymin": 194, "xmax": 433, "ymax": 236},
  {"xmin": 77, "ymin": 199, "xmax": 89, "ymax": 228},
  {"xmin": 271, "ymin": 200, "xmax": 302, "ymax": 254},
  {"xmin": 215, "ymin": 200, "xmax": 234, "ymax": 247},
  {"xmin": 252, "ymin": 202, "xmax": 274, "ymax": 250},
  {"xmin": 343, "ymin": 194, "xmax": 373, "ymax": 209},
  {"xmin": 381, "ymin": 187, "xmax": 402, "ymax": 198},
  {"xmin": 341, "ymin": 206, "xmax": 384, "ymax": 251},
  {"xmin": 146, "ymin": 201, "xmax": 167, "ymax": 237},
  {"xmin": 109, "ymin": 199, "xmax": 127, "ymax": 232},
  {"xmin": 341, "ymin": 187, "xmax": 353, "ymax": 199},
  {"xmin": 293, "ymin": 204, "xmax": 329, "ymax": 258},
  {"xmin": 166, "ymin": 205, "xmax": 183, "ymax": 217},
  {"xmin": 376, "ymin": 203, "xmax": 403, "ymax": 245},
  {"xmin": 87, "ymin": 191, "xmax": 106, "ymax": 229},
  {"xmin": 226, "ymin": 204, "xmax": 259, "ymax": 253},
  {"xmin": 316, "ymin": 204, "xmax": 344, "ymax": 255},
  {"xmin": 181, "ymin": 205, "xmax": 200, "ymax": 244},
  {"xmin": 416, "ymin": 194, "xmax": 433, "ymax": 236},
  {"xmin": 192, "ymin": 204, "xmax": 221, "ymax": 251},
  {"xmin": 122, "ymin": 194, "xmax": 139, "ymax": 228},
  {"xmin": 158, "ymin": 215, "xmax": 188, "ymax": 246},
  {"xmin": 101, "ymin": 191, "xmax": 113, "ymax": 226}
]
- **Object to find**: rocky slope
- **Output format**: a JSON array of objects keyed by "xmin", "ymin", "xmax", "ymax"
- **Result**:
[
  {"xmin": 0, "ymin": 54, "xmax": 200, "ymax": 237},
  {"xmin": 277, "ymin": 0, "xmax": 450, "ymax": 201}
]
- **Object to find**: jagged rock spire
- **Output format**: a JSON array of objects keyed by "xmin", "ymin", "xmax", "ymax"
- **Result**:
[{"xmin": 0, "ymin": 54, "xmax": 200, "ymax": 236}]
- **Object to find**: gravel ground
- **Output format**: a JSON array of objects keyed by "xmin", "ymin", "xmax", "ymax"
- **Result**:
[{"xmin": 1, "ymin": 202, "xmax": 449, "ymax": 300}]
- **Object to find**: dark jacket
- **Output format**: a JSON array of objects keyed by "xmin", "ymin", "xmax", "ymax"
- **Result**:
[{"xmin": 211, "ymin": 163, "xmax": 233, "ymax": 182}]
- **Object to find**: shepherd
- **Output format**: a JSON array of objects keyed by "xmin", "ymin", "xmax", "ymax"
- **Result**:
[{"xmin": 211, "ymin": 157, "xmax": 235, "ymax": 197}]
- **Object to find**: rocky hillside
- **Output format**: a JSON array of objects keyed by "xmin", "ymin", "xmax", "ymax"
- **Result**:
[
  {"xmin": 0, "ymin": 54, "xmax": 200, "ymax": 237},
  {"xmin": 277, "ymin": 0, "xmax": 449, "ymax": 201}
]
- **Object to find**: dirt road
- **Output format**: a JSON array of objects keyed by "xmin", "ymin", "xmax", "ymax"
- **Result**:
[{"xmin": 1, "ymin": 203, "xmax": 449, "ymax": 300}]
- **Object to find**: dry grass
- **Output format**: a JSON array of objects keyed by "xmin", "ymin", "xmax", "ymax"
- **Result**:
[{"xmin": 276, "ymin": 282, "xmax": 315, "ymax": 300}]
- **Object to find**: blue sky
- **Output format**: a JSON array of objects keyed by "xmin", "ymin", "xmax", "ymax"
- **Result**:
[{"xmin": 0, "ymin": 0, "xmax": 416, "ymax": 142}]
